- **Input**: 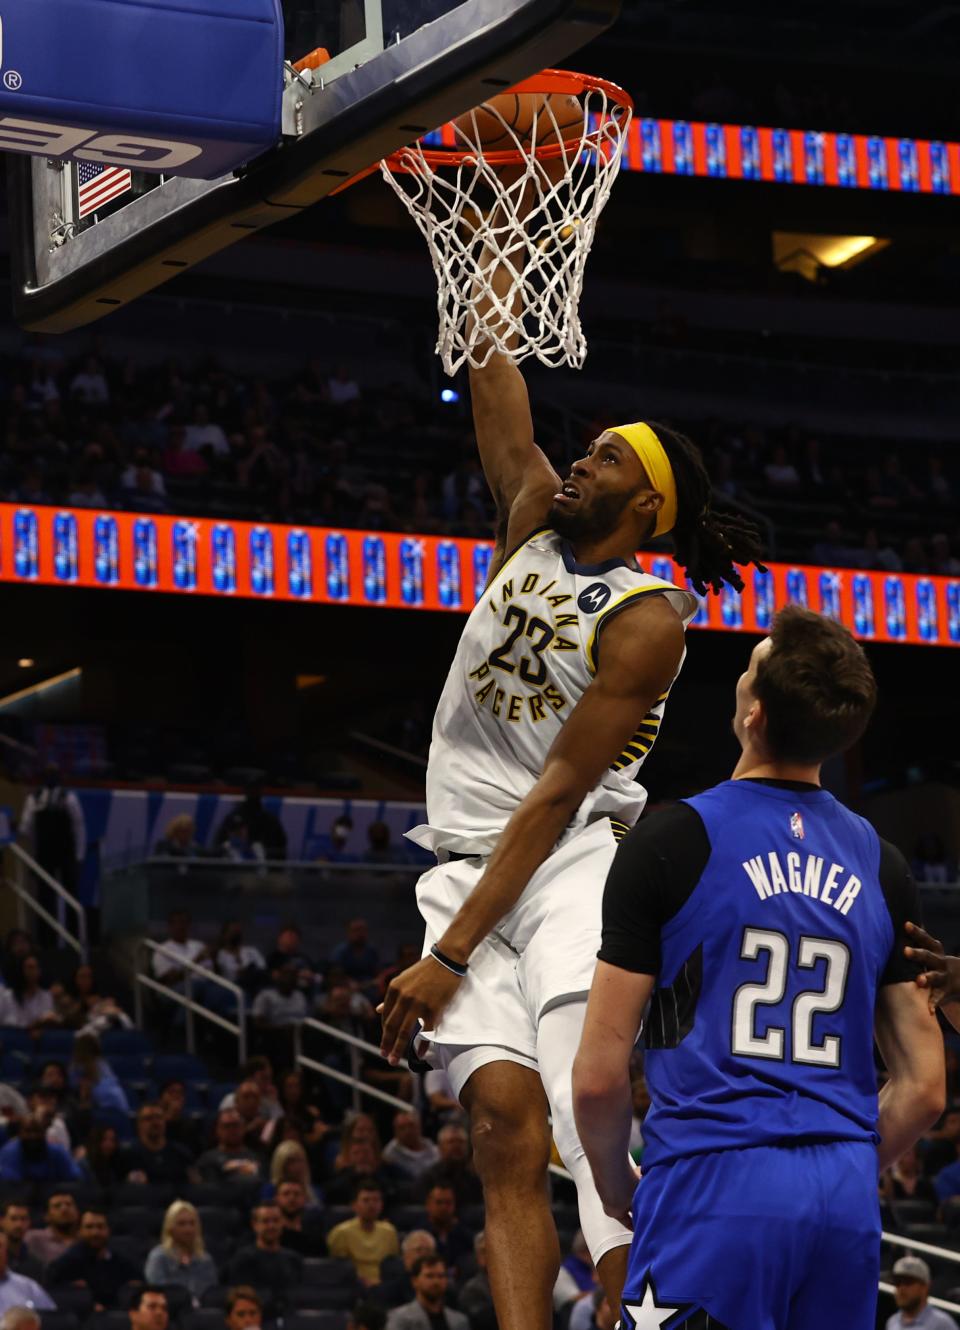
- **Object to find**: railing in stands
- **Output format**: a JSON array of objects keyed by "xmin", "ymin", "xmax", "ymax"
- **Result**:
[
  {"xmin": 293, "ymin": 1016, "xmax": 960, "ymax": 1313},
  {"xmin": 293, "ymin": 1016, "xmax": 421, "ymax": 1116},
  {"xmin": 5, "ymin": 843, "xmax": 87, "ymax": 959},
  {"xmin": 133, "ymin": 939, "xmax": 247, "ymax": 1064}
]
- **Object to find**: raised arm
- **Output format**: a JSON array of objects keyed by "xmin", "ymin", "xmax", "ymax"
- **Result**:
[
  {"xmin": 467, "ymin": 245, "xmax": 560, "ymax": 574},
  {"xmin": 379, "ymin": 593, "xmax": 685, "ymax": 1061},
  {"xmin": 874, "ymin": 980, "xmax": 945, "ymax": 1170}
]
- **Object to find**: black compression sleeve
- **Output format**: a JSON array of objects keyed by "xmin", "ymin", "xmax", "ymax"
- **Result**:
[
  {"xmin": 878, "ymin": 837, "xmax": 924, "ymax": 986},
  {"xmin": 598, "ymin": 803, "xmax": 711, "ymax": 974}
]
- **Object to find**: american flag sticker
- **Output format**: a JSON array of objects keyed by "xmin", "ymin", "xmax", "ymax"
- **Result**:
[
  {"xmin": 76, "ymin": 162, "xmax": 133, "ymax": 219},
  {"xmin": 790, "ymin": 811, "xmax": 805, "ymax": 840}
]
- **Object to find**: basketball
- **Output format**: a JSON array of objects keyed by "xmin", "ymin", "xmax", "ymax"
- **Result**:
[{"xmin": 454, "ymin": 91, "xmax": 583, "ymax": 155}]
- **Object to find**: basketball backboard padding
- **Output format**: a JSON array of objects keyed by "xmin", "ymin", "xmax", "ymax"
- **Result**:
[
  {"xmin": 10, "ymin": 0, "xmax": 622, "ymax": 332},
  {"xmin": 0, "ymin": 0, "xmax": 284, "ymax": 180}
]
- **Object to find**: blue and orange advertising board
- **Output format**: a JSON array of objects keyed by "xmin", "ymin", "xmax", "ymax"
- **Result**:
[
  {"xmin": 431, "ymin": 117, "xmax": 960, "ymax": 196},
  {"xmin": 1, "ymin": 503, "xmax": 957, "ymax": 647}
]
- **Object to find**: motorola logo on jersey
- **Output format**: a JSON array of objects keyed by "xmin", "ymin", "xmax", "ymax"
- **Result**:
[{"xmin": 577, "ymin": 582, "xmax": 612, "ymax": 614}]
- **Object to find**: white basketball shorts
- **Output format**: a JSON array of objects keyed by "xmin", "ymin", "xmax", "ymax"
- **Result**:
[{"xmin": 414, "ymin": 818, "xmax": 618, "ymax": 1091}]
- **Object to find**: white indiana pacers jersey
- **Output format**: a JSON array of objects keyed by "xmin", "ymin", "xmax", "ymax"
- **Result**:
[{"xmin": 408, "ymin": 527, "xmax": 699, "ymax": 856}]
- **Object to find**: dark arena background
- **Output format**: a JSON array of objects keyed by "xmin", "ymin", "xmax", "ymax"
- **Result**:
[{"xmin": 0, "ymin": 2, "xmax": 958, "ymax": 1328}]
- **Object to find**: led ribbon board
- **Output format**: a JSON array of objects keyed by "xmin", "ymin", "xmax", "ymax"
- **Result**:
[
  {"xmin": 428, "ymin": 119, "xmax": 960, "ymax": 193},
  {"xmin": 1, "ymin": 504, "xmax": 957, "ymax": 648}
]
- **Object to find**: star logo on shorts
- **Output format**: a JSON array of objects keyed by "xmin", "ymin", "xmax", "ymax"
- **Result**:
[{"xmin": 621, "ymin": 1274, "xmax": 729, "ymax": 1329}]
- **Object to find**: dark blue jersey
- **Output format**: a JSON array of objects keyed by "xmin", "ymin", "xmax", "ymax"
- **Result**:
[{"xmin": 598, "ymin": 779, "xmax": 920, "ymax": 1169}]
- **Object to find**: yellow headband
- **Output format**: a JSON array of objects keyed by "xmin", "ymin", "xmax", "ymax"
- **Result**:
[{"xmin": 612, "ymin": 422, "xmax": 678, "ymax": 538}]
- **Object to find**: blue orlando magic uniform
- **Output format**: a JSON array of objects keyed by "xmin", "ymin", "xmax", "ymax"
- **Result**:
[{"xmin": 598, "ymin": 778, "xmax": 920, "ymax": 1330}]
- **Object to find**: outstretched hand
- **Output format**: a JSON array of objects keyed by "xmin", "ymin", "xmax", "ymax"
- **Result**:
[
  {"xmin": 378, "ymin": 955, "xmax": 464, "ymax": 1065},
  {"xmin": 904, "ymin": 921, "xmax": 960, "ymax": 1012}
]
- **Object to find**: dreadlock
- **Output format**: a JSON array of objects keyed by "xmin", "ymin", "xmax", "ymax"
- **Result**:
[{"xmin": 649, "ymin": 421, "xmax": 767, "ymax": 597}]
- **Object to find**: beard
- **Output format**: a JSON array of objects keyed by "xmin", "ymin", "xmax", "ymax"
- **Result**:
[{"xmin": 547, "ymin": 489, "xmax": 634, "ymax": 543}]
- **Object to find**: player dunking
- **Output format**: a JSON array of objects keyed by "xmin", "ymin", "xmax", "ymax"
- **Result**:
[
  {"xmin": 379, "ymin": 261, "xmax": 764, "ymax": 1327},
  {"xmin": 573, "ymin": 607, "xmax": 945, "ymax": 1329}
]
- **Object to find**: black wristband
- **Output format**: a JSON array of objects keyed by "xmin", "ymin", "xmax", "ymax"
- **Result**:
[{"xmin": 430, "ymin": 944, "xmax": 469, "ymax": 977}]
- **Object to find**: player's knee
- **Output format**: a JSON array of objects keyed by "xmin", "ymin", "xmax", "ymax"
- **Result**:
[{"xmin": 470, "ymin": 1104, "xmax": 551, "ymax": 1186}]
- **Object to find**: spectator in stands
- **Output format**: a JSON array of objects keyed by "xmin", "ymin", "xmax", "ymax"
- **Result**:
[
  {"xmin": 197, "ymin": 1108, "xmax": 262, "ymax": 1185},
  {"xmin": 69, "ymin": 1032, "xmax": 131, "ymax": 1113},
  {"xmin": 881, "ymin": 1145, "xmax": 937, "ymax": 1206},
  {"xmin": 184, "ymin": 404, "xmax": 229, "ymax": 458},
  {"xmin": 351, "ymin": 1303, "xmax": 387, "ymax": 1330},
  {"xmin": 273, "ymin": 1181, "xmax": 324, "ymax": 1256},
  {"xmin": 54, "ymin": 964, "xmax": 133, "ymax": 1036},
  {"xmin": 154, "ymin": 816, "xmax": 204, "ymax": 858},
  {"xmin": 144, "ymin": 1201, "xmax": 218, "ymax": 1299},
  {"xmin": 225, "ymin": 1287, "xmax": 263, "ymax": 1330},
  {"xmin": 385, "ymin": 1255, "xmax": 469, "ymax": 1330},
  {"xmin": 221, "ymin": 1058, "xmax": 282, "ymax": 1120},
  {"xmin": 0, "ymin": 1204, "xmax": 44, "ymax": 1282},
  {"xmin": 158, "ymin": 1080, "xmax": 203, "ymax": 1156},
  {"xmin": 80, "ymin": 1123, "xmax": 124, "ymax": 1189},
  {"xmin": 252, "ymin": 963, "xmax": 308, "ymax": 1032},
  {"xmin": 152, "ymin": 911, "xmax": 212, "ymax": 988},
  {"xmin": 812, "ymin": 520, "xmax": 857, "ymax": 569},
  {"xmin": 129, "ymin": 1287, "xmax": 170, "ymax": 1330},
  {"xmin": 327, "ymin": 1179, "xmax": 399, "ymax": 1287},
  {"xmin": 0, "ymin": 932, "xmax": 33, "ymax": 987},
  {"xmin": 69, "ymin": 356, "xmax": 109, "ymax": 405},
  {"xmin": 363, "ymin": 823, "xmax": 407, "ymax": 868},
  {"xmin": 382, "ymin": 1111, "xmax": 439, "ymax": 1182},
  {"xmin": 0, "ymin": 1234, "xmax": 54, "ymax": 1315},
  {"xmin": 24, "ymin": 1192, "xmax": 79, "ymax": 1265},
  {"xmin": 223, "ymin": 1204, "xmax": 302, "ymax": 1307},
  {"xmin": 328, "ymin": 365, "xmax": 361, "ymax": 406},
  {"xmin": 457, "ymin": 1232, "xmax": 494, "ymax": 1330},
  {"xmin": 376, "ymin": 946, "xmax": 421, "ymax": 1002},
  {"xmin": 887, "ymin": 1255, "xmax": 957, "ymax": 1330},
  {"xmin": 269, "ymin": 1141, "xmax": 319, "ymax": 1205},
  {"xmin": 330, "ymin": 920, "xmax": 380, "ymax": 985},
  {"xmin": 226, "ymin": 1080, "xmax": 272, "ymax": 1152},
  {"xmin": 0, "ymin": 957, "xmax": 60, "ymax": 1031},
  {"xmin": 47, "ymin": 1209, "xmax": 142, "ymax": 1308},
  {"xmin": 313, "ymin": 815, "xmax": 356, "ymax": 864},
  {"xmin": 555, "ymin": 1231, "xmax": 595, "ymax": 1311},
  {"xmin": 217, "ymin": 788, "xmax": 286, "ymax": 862},
  {"xmin": 923, "ymin": 1108, "xmax": 960, "ymax": 1177},
  {"xmin": 423, "ymin": 1068, "xmax": 462, "ymax": 1125},
  {"xmin": 374, "ymin": 1232, "xmax": 436, "ymax": 1308},
  {"xmin": 119, "ymin": 1102, "xmax": 197, "ymax": 1186},
  {"xmin": 162, "ymin": 424, "xmax": 208, "ymax": 480},
  {"xmin": 215, "ymin": 922, "xmax": 267, "ymax": 992},
  {"xmin": 17, "ymin": 764, "xmax": 85, "ymax": 941},
  {"xmin": 421, "ymin": 1186, "xmax": 473, "ymax": 1277},
  {"xmin": 27, "ymin": 1084, "xmax": 71, "ymax": 1150},
  {"xmin": 264, "ymin": 1070, "xmax": 328, "ymax": 1148},
  {"xmin": 266, "ymin": 926, "xmax": 318, "ymax": 995},
  {"xmin": 0, "ymin": 1309, "xmax": 41, "ymax": 1330},
  {"xmin": 913, "ymin": 833, "xmax": 952, "ymax": 886},
  {"xmin": 762, "ymin": 444, "xmax": 800, "ymax": 493},
  {"xmin": 0, "ymin": 1114, "xmax": 80, "ymax": 1183},
  {"xmin": 419, "ymin": 1126, "xmax": 481, "ymax": 1206},
  {"xmin": 570, "ymin": 1287, "xmax": 617, "ymax": 1330},
  {"xmin": 858, "ymin": 528, "xmax": 903, "ymax": 574}
]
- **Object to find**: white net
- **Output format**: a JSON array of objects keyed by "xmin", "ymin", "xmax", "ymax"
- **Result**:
[{"xmin": 380, "ymin": 79, "xmax": 632, "ymax": 375}]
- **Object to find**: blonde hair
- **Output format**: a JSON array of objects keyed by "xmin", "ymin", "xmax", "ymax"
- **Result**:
[
  {"xmin": 270, "ymin": 1140, "xmax": 318, "ymax": 1205},
  {"xmin": 161, "ymin": 1200, "xmax": 205, "ymax": 1258},
  {"xmin": 165, "ymin": 814, "xmax": 195, "ymax": 840}
]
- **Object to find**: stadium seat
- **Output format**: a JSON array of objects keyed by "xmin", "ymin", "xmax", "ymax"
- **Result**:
[
  {"xmin": 109, "ymin": 1235, "xmax": 150, "ymax": 1267},
  {"xmin": 461, "ymin": 1203, "xmax": 485, "ymax": 1230},
  {"xmin": 100, "ymin": 1029, "xmax": 154, "ymax": 1057},
  {"xmin": 36, "ymin": 1181, "xmax": 105, "ymax": 1208},
  {"xmin": 113, "ymin": 1180, "xmax": 176, "ymax": 1208},
  {"xmin": 183, "ymin": 1183, "xmax": 237, "ymax": 1208},
  {"xmin": 197, "ymin": 1205, "xmax": 240, "ymax": 1236},
  {"xmin": 389, "ymin": 1204, "xmax": 428, "ymax": 1231},
  {"xmin": 152, "ymin": 1054, "xmax": 210, "ymax": 1083},
  {"xmin": 289, "ymin": 1288, "xmax": 357, "ymax": 1313},
  {"xmin": 87, "ymin": 1314, "xmax": 131, "ymax": 1330},
  {"xmin": 36, "ymin": 1030, "xmax": 76, "ymax": 1056},
  {"xmin": 302, "ymin": 1259, "xmax": 357, "ymax": 1287},
  {"xmin": 40, "ymin": 1315, "xmax": 79, "ymax": 1330},
  {"xmin": 0, "ymin": 1029, "xmax": 35, "ymax": 1055},
  {"xmin": 320, "ymin": 1206, "xmax": 354, "ymax": 1233},
  {"xmin": 184, "ymin": 1312, "xmax": 225, "ymax": 1330},
  {"xmin": 113, "ymin": 1205, "xmax": 161, "ymax": 1239},
  {"xmin": 107, "ymin": 1054, "xmax": 153, "ymax": 1080},
  {"xmin": 286, "ymin": 1315, "xmax": 349, "ymax": 1330},
  {"xmin": 47, "ymin": 1288, "xmax": 94, "ymax": 1319},
  {"xmin": 892, "ymin": 1198, "xmax": 937, "ymax": 1227}
]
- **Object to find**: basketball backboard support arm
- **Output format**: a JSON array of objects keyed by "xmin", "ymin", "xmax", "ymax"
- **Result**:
[{"xmin": 9, "ymin": 0, "xmax": 622, "ymax": 333}]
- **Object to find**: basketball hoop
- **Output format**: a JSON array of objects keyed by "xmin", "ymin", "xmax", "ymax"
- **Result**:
[{"xmin": 380, "ymin": 70, "xmax": 633, "ymax": 375}]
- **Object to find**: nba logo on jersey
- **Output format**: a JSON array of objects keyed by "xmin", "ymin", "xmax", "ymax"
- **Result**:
[{"xmin": 790, "ymin": 811, "xmax": 805, "ymax": 840}]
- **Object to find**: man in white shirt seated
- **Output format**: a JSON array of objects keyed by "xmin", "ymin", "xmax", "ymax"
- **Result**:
[
  {"xmin": 0, "ymin": 1233, "xmax": 54, "ymax": 1315},
  {"xmin": 151, "ymin": 911, "xmax": 211, "ymax": 990},
  {"xmin": 382, "ymin": 1111, "xmax": 440, "ymax": 1182}
]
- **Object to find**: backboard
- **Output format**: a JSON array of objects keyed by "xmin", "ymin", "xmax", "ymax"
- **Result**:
[{"xmin": 7, "ymin": 0, "xmax": 622, "ymax": 333}]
